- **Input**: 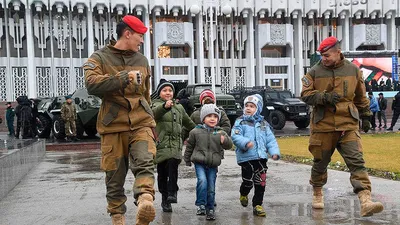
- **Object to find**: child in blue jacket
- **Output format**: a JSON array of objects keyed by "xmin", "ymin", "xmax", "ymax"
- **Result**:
[{"xmin": 231, "ymin": 94, "xmax": 280, "ymax": 217}]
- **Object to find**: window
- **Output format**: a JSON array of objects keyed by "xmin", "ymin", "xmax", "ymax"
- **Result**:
[
  {"xmin": 265, "ymin": 66, "xmax": 288, "ymax": 74},
  {"xmin": 270, "ymin": 79, "xmax": 283, "ymax": 90},
  {"xmin": 163, "ymin": 66, "xmax": 188, "ymax": 75},
  {"xmin": 261, "ymin": 46, "xmax": 288, "ymax": 57},
  {"xmin": 158, "ymin": 46, "xmax": 190, "ymax": 58}
]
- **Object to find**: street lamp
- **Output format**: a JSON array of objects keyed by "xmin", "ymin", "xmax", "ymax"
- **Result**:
[{"xmin": 205, "ymin": 0, "xmax": 232, "ymax": 94}]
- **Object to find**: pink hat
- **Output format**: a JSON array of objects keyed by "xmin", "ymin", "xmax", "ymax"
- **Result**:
[{"xmin": 199, "ymin": 89, "xmax": 216, "ymax": 104}]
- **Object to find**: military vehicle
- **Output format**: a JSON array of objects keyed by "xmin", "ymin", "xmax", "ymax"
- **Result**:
[
  {"xmin": 183, "ymin": 83, "xmax": 241, "ymax": 124},
  {"xmin": 35, "ymin": 88, "xmax": 101, "ymax": 139},
  {"xmin": 151, "ymin": 82, "xmax": 241, "ymax": 124},
  {"xmin": 228, "ymin": 86, "xmax": 310, "ymax": 130}
]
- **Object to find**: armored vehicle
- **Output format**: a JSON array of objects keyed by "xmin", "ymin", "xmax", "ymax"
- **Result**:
[
  {"xmin": 228, "ymin": 86, "xmax": 310, "ymax": 130},
  {"xmin": 35, "ymin": 88, "xmax": 101, "ymax": 139}
]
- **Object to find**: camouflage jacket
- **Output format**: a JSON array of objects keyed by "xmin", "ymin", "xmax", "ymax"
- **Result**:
[
  {"xmin": 83, "ymin": 41, "xmax": 155, "ymax": 134},
  {"xmin": 301, "ymin": 55, "xmax": 371, "ymax": 132},
  {"xmin": 61, "ymin": 103, "xmax": 77, "ymax": 121}
]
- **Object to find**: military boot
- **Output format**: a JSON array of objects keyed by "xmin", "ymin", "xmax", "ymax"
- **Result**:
[
  {"xmin": 358, "ymin": 190, "xmax": 384, "ymax": 217},
  {"xmin": 111, "ymin": 214, "xmax": 125, "ymax": 225},
  {"xmin": 312, "ymin": 187, "xmax": 324, "ymax": 209},
  {"xmin": 167, "ymin": 191, "xmax": 177, "ymax": 203},
  {"xmin": 135, "ymin": 193, "xmax": 156, "ymax": 225}
]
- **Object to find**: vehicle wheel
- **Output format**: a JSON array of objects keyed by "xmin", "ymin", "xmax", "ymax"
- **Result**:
[
  {"xmin": 52, "ymin": 115, "xmax": 66, "ymax": 140},
  {"xmin": 36, "ymin": 115, "xmax": 51, "ymax": 138},
  {"xmin": 76, "ymin": 118, "xmax": 84, "ymax": 138},
  {"xmin": 268, "ymin": 110, "xmax": 286, "ymax": 130},
  {"xmin": 85, "ymin": 126, "xmax": 98, "ymax": 138},
  {"xmin": 294, "ymin": 117, "xmax": 310, "ymax": 129}
]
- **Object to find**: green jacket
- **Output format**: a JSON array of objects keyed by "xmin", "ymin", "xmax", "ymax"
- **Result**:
[
  {"xmin": 61, "ymin": 103, "xmax": 77, "ymax": 121},
  {"xmin": 6, "ymin": 107, "xmax": 15, "ymax": 122},
  {"xmin": 151, "ymin": 99, "xmax": 196, "ymax": 164},
  {"xmin": 184, "ymin": 125, "xmax": 233, "ymax": 168}
]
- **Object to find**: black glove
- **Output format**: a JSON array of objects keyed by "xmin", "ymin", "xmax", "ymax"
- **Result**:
[
  {"xmin": 361, "ymin": 118, "xmax": 371, "ymax": 133},
  {"xmin": 323, "ymin": 92, "xmax": 341, "ymax": 105}
]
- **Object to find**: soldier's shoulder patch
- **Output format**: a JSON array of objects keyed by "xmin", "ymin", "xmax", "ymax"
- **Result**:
[
  {"xmin": 83, "ymin": 62, "xmax": 96, "ymax": 70},
  {"xmin": 302, "ymin": 76, "xmax": 311, "ymax": 87}
]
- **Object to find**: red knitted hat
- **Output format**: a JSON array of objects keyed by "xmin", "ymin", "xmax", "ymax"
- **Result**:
[
  {"xmin": 317, "ymin": 36, "xmax": 338, "ymax": 53},
  {"xmin": 199, "ymin": 89, "xmax": 216, "ymax": 104},
  {"xmin": 122, "ymin": 15, "xmax": 148, "ymax": 34}
]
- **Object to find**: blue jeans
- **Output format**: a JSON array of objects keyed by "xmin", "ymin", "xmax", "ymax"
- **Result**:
[{"xmin": 194, "ymin": 163, "xmax": 217, "ymax": 210}]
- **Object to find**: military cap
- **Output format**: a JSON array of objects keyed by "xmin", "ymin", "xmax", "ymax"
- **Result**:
[
  {"xmin": 122, "ymin": 15, "xmax": 148, "ymax": 34},
  {"xmin": 65, "ymin": 95, "xmax": 72, "ymax": 100},
  {"xmin": 317, "ymin": 36, "xmax": 338, "ymax": 53}
]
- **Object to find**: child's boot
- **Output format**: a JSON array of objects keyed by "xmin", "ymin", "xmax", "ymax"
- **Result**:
[
  {"xmin": 206, "ymin": 209, "xmax": 216, "ymax": 220},
  {"xmin": 239, "ymin": 195, "xmax": 248, "ymax": 207},
  {"xmin": 111, "ymin": 214, "xmax": 125, "ymax": 225},
  {"xmin": 167, "ymin": 191, "xmax": 177, "ymax": 203},
  {"xmin": 196, "ymin": 205, "xmax": 206, "ymax": 215},
  {"xmin": 161, "ymin": 194, "xmax": 172, "ymax": 212},
  {"xmin": 135, "ymin": 193, "xmax": 156, "ymax": 225},
  {"xmin": 312, "ymin": 187, "xmax": 324, "ymax": 209},
  {"xmin": 358, "ymin": 190, "xmax": 383, "ymax": 217},
  {"xmin": 253, "ymin": 205, "xmax": 266, "ymax": 217}
]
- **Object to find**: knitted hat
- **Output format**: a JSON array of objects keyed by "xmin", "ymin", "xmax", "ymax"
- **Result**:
[
  {"xmin": 156, "ymin": 79, "xmax": 175, "ymax": 96},
  {"xmin": 200, "ymin": 104, "xmax": 221, "ymax": 122},
  {"xmin": 199, "ymin": 89, "xmax": 216, "ymax": 105},
  {"xmin": 244, "ymin": 94, "xmax": 263, "ymax": 115}
]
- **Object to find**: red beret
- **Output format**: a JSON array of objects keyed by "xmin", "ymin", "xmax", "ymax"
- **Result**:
[
  {"xmin": 122, "ymin": 15, "xmax": 148, "ymax": 34},
  {"xmin": 317, "ymin": 36, "xmax": 338, "ymax": 53}
]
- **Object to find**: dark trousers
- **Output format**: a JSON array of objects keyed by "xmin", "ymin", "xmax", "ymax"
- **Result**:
[
  {"xmin": 377, "ymin": 110, "xmax": 387, "ymax": 127},
  {"xmin": 239, "ymin": 159, "xmax": 268, "ymax": 207},
  {"xmin": 157, "ymin": 158, "xmax": 180, "ymax": 197},
  {"xmin": 370, "ymin": 112, "xmax": 377, "ymax": 128},
  {"xmin": 7, "ymin": 121, "xmax": 14, "ymax": 135},
  {"xmin": 390, "ymin": 109, "xmax": 400, "ymax": 128}
]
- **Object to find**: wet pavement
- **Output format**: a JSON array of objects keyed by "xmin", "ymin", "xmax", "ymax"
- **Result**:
[{"xmin": 0, "ymin": 150, "xmax": 399, "ymax": 225}]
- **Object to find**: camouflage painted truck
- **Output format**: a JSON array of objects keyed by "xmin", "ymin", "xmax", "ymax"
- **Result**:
[{"xmin": 35, "ymin": 88, "xmax": 101, "ymax": 139}]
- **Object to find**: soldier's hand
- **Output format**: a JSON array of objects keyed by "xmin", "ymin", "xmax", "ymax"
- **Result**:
[
  {"xmin": 324, "ymin": 92, "xmax": 341, "ymax": 105},
  {"xmin": 164, "ymin": 100, "xmax": 174, "ymax": 109},
  {"xmin": 361, "ymin": 118, "xmax": 371, "ymax": 133},
  {"xmin": 128, "ymin": 70, "xmax": 142, "ymax": 85}
]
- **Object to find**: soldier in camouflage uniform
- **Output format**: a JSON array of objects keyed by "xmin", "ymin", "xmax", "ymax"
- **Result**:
[
  {"xmin": 301, "ymin": 36, "xmax": 383, "ymax": 217},
  {"xmin": 83, "ymin": 15, "xmax": 156, "ymax": 225},
  {"xmin": 61, "ymin": 95, "xmax": 78, "ymax": 141}
]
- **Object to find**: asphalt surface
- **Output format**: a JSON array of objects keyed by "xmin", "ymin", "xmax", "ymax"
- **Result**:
[{"xmin": 0, "ymin": 149, "xmax": 399, "ymax": 225}]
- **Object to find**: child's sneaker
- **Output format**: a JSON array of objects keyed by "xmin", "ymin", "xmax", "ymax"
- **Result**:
[
  {"xmin": 240, "ymin": 195, "xmax": 248, "ymax": 207},
  {"xmin": 206, "ymin": 209, "xmax": 216, "ymax": 220},
  {"xmin": 253, "ymin": 205, "xmax": 266, "ymax": 217},
  {"xmin": 196, "ymin": 205, "xmax": 206, "ymax": 215}
]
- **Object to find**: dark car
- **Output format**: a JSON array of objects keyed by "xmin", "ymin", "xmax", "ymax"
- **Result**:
[
  {"xmin": 228, "ymin": 86, "xmax": 310, "ymax": 130},
  {"xmin": 35, "ymin": 89, "xmax": 101, "ymax": 139}
]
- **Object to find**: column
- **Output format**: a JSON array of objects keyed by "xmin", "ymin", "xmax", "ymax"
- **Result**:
[
  {"xmin": 152, "ymin": 13, "xmax": 160, "ymax": 86},
  {"xmin": 386, "ymin": 15, "xmax": 395, "ymax": 50},
  {"xmin": 4, "ymin": 3, "xmax": 12, "ymax": 100},
  {"xmin": 25, "ymin": 6, "xmax": 37, "ymax": 98},
  {"xmin": 246, "ymin": 10, "xmax": 255, "ymax": 87},
  {"xmin": 68, "ymin": 9, "xmax": 76, "ymax": 93},
  {"xmin": 293, "ymin": 12, "xmax": 303, "ymax": 96},
  {"xmin": 255, "ymin": 21, "xmax": 262, "ymax": 86},
  {"xmin": 143, "ymin": 10, "xmax": 151, "ymax": 62},
  {"xmin": 87, "ymin": 7, "xmax": 95, "ymax": 56},
  {"xmin": 188, "ymin": 14, "xmax": 194, "ymax": 84},
  {"xmin": 196, "ymin": 13, "xmax": 205, "ymax": 83},
  {"xmin": 343, "ymin": 13, "xmax": 350, "ymax": 51}
]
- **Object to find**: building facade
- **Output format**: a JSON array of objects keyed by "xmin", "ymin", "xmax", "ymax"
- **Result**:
[{"xmin": 0, "ymin": 0, "xmax": 399, "ymax": 101}]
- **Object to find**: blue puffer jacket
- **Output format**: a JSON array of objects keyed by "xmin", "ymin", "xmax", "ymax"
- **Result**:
[
  {"xmin": 369, "ymin": 96, "xmax": 380, "ymax": 113},
  {"xmin": 231, "ymin": 94, "xmax": 280, "ymax": 164}
]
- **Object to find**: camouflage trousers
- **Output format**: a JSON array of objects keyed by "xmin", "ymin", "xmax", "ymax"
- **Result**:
[
  {"xmin": 308, "ymin": 130, "xmax": 371, "ymax": 193},
  {"xmin": 64, "ymin": 120, "xmax": 76, "ymax": 137},
  {"xmin": 100, "ymin": 127, "xmax": 156, "ymax": 215}
]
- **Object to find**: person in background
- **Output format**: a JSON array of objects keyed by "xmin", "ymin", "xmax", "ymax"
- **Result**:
[
  {"xmin": 368, "ymin": 92, "xmax": 380, "ymax": 131},
  {"xmin": 5, "ymin": 102, "xmax": 15, "ymax": 136},
  {"xmin": 386, "ymin": 91, "xmax": 400, "ymax": 131},
  {"xmin": 377, "ymin": 93, "xmax": 387, "ymax": 129},
  {"xmin": 61, "ymin": 95, "xmax": 79, "ymax": 142}
]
